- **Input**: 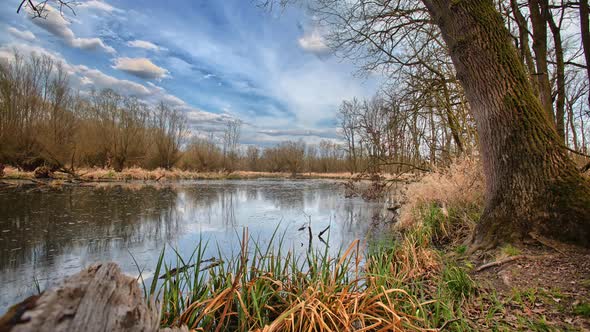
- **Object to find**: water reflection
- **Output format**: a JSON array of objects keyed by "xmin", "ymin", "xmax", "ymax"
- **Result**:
[{"xmin": 0, "ymin": 179, "xmax": 389, "ymax": 312}]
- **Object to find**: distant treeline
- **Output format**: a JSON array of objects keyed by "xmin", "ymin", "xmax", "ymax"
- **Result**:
[
  {"xmin": 0, "ymin": 50, "xmax": 476, "ymax": 175},
  {"xmin": 0, "ymin": 51, "xmax": 187, "ymax": 172},
  {"xmin": 0, "ymin": 51, "xmax": 355, "ymax": 174},
  {"xmin": 186, "ymin": 139, "xmax": 349, "ymax": 174}
]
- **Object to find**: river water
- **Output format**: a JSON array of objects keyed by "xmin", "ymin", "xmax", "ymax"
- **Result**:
[{"xmin": 0, "ymin": 179, "xmax": 391, "ymax": 312}]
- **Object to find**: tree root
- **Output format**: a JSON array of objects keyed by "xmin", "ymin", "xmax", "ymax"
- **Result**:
[{"xmin": 466, "ymin": 234, "xmax": 499, "ymax": 256}]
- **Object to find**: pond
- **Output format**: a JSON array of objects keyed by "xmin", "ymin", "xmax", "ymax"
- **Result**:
[{"xmin": 0, "ymin": 179, "xmax": 393, "ymax": 313}]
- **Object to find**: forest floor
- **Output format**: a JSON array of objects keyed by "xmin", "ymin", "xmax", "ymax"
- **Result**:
[{"xmin": 463, "ymin": 240, "xmax": 590, "ymax": 331}]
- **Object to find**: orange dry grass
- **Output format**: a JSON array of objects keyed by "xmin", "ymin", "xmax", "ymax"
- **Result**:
[
  {"xmin": 155, "ymin": 234, "xmax": 436, "ymax": 332},
  {"xmin": 398, "ymin": 157, "xmax": 484, "ymax": 230},
  {"xmin": 257, "ymin": 285, "xmax": 426, "ymax": 332},
  {"xmin": 2, "ymin": 165, "xmax": 406, "ymax": 182},
  {"xmin": 3, "ymin": 166, "xmax": 31, "ymax": 179}
]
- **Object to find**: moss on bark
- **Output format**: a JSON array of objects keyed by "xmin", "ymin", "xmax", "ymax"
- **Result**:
[{"xmin": 426, "ymin": 0, "xmax": 590, "ymax": 248}]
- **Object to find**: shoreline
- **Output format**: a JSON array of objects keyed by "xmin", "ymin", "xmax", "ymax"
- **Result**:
[
  {"xmin": 1, "ymin": 166, "xmax": 416, "ymax": 183},
  {"xmin": 1, "ymin": 159, "xmax": 589, "ymax": 330}
]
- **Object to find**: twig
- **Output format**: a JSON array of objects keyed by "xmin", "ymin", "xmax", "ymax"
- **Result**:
[
  {"xmin": 318, "ymin": 225, "xmax": 330, "ymax": 238},
  {"xmin": 29, "ymin": 179, "xmax": 49, "ymax": 186},
  {"xmin": 438, "ymin": 318, "xmax": 461, "ymax": 330},
  {"xmin": 475, "ymin": 255, "xmax": 527, "ymax": 272},
  {"xmin": 563, "ymin": 144, "xmax": 590, "ymax": 159}
]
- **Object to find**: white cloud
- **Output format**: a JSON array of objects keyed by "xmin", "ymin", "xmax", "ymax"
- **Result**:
[
  {"xmin": 113, "ymin": 57, "xmax": 169, "ymax": 80},
  {"xmin": 127, "ymin": 40, "xmax": 165, "ymax": 51},
  {"xmin": 298, "ymin": 29, "xmax": 330, "ymax": 54},
  {"xmin": 75, "ymin": 65, "xmax": 151, "ymax": 95},
  {"xmin": 28, "ymin": 4, "xmax": 115, "ymax": 53},
  {"xmin": 71, "ymin": 37, "xmax": 116, "ymax": 53},
  {"xmin": 161, "ymin": 20, "xmax": 369, "ymax": 130},
  {"xmin": 6, "ymin": 27, "xmax": 36, "ymax": 42},
  {"xmin": 0, "ymin": 43, "xmax": 61, "ymax": 67}
]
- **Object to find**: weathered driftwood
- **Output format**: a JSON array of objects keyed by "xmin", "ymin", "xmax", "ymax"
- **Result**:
[{"xmin": 0, "ymin": 262, "xmax": 187, "ymax": 332}]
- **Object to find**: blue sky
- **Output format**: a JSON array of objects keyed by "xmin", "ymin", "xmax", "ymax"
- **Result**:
[{"xmin": 0, "ymin": 0, "xmax": 380, "ymax": 146}]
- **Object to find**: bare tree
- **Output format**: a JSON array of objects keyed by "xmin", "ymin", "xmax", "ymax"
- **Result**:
[
  {"xmin": 264, "ymin": 0, "xmax": 590, "ymax": 247},
  {"xmin": 151, "ymin": 102, "xmax": 188, "ymax": 170},
  {"xmin": 222, "ymin": 119, "xmax": 242, "ymax": 172}
]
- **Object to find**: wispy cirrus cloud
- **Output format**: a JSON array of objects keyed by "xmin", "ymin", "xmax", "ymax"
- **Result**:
[{"xmin": 112, "ymin": 57, "xmax": 169, "ymax": 80}]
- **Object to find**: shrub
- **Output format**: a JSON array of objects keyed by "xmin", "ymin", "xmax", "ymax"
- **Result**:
[{"xmin": 397, "ymin": 157, "xmax": 484, "ymax": 245}]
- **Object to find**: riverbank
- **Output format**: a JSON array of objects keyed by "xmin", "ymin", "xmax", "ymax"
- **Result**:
[
  {"xmin": 1, "ymin": 166, "xmax": 397, "ymax": 182},
  {"xmin": 145, "ymin": 157, "xmax": 590, "ymax": 331},
  {"xmin": 2, "ymin": 159, "xmax": 588, "ymax": 330}
]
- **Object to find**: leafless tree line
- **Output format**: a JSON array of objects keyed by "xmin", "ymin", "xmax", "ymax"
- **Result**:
[
  {"xmin": 182, "ymin": 137, "xmax": 349, "ymax": 174},
  {"xmin": 500, "ymin": 0, "xmax": 590, "ymax": 156},
  {"xmin": 0, "ymin": 51, "xmax": 187, "ymax": 171},
  {"xmin": 313, "ymin": 0, "xmax": 590, "ymax": 171},
  {"xmin": 0, "ymin": 50, "xmax": 353, "ymax": 174}
]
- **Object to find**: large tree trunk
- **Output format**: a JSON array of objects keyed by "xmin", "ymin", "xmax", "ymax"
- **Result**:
[{"xmin": 422, "ymin": 0, "xmax": 590, "ymax": 248}]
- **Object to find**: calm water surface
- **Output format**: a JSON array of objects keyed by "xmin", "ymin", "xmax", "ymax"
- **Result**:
[{"xmin": 0, "ymin": 179, "xmax": 391, "ymax": 312}]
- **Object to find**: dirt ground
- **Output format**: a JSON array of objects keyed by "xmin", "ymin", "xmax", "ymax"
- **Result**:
[{"xmin": 469, "ymin": 240, "xmax": 590, "ymax": 331}]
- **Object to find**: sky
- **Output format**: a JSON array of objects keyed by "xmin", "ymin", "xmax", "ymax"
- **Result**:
[{"xmin": 0, "ymin": 0, "xmax": 381, "ymax": 146}]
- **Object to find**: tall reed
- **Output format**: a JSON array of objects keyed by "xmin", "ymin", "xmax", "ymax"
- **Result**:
[{"xmin": 138, "ymin": 227, "xmax": 443, "ymax": 331}]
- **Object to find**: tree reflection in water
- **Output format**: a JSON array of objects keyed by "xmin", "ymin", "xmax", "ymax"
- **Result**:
[{"xmin": 0, "ymin": 180, "xmax": 390, "ymax": 313}]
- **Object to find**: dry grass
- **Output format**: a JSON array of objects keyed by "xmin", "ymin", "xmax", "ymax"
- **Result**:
[
  {"xmin": 397, "ymin": 157, "xmax": 484, "ymax": 231},
  {"xmin": 2, "ymin": 166, "xmax": 31, "ymax": 179},
  {"xmin": 146, "ymin": 228, "xmax": 443, "ymax": 332},
  {"xmin": 2, "ymin": 166, "xmax": 366, "ymax": 181}
]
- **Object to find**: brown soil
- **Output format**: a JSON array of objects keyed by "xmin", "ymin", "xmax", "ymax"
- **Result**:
[{"xmin": 468, "ymin": 240, "xmax": 590, "ymax": 331}]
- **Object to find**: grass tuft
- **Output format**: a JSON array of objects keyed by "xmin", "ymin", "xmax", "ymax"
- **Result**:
[
  {"xmin": 501, "ymin": 244, "xmax": 521, "ymax": 257},
  {"xmin": 142, "ymin": 227, "xmax": 448, "ymax": 331},
  {"xmin": 441, "ymin": 264, "xmax": 475, "ymax": 300},
  {"xmin": 573, "ymin": 302, "xmax": 590, "ymax": 317}
]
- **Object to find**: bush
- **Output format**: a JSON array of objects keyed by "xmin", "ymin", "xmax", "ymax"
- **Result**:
[{"xmin": 397, "ymin": 157, "xmax": 484, "ymax": 243}]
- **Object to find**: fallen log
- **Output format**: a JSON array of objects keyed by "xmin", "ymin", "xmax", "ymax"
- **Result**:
[{"xmin": 0, "ymin": 262, "xmax": 187, "ymax": 332}]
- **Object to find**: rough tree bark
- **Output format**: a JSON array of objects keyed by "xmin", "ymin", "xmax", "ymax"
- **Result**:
[{"xmin": 422, "ymin": 0, "xmax": 590, "ymax": 248}]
